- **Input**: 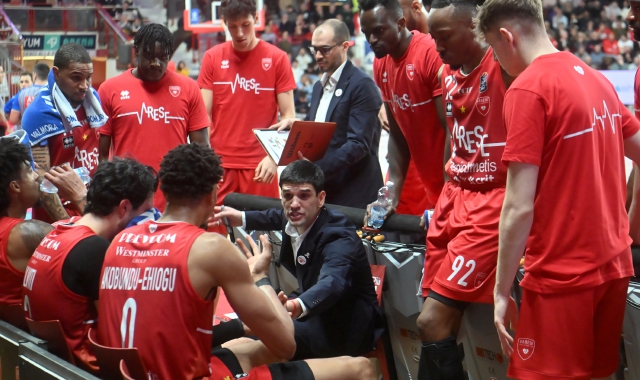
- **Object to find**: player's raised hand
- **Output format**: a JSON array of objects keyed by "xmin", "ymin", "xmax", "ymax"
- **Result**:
[
  {"xmin": 363, "ymin": 201, "xmax": 397, "ymax": 228},
  {"xmin": 254, "ymin": 156, "xmax": 277, "ymax": 184},
  {"xmin": 269, "ymin": 117, "xmax": 300, "ymax": 132},
  {"xmin": 494, "ymin": 294, "xmax": 517, "ymax": 357},
  {"xmin": 237, "ymin": 234, "xmax": 272, "ymax": 280},
  {"xmin": 45, "ymin": 163, "xmax": 87, "ymax": 204}
]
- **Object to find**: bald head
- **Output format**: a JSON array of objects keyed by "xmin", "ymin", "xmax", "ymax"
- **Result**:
[{"xmin": 315, "ymin": 18, "xmax": 351, "ymax": 45}]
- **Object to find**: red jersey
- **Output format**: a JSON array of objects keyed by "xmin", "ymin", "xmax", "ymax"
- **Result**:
[
  {"xmin": 502, "ymin": 52, "xmax": 639, "ymax": 293},
  {"xmin": 442, "ymin": 47, "xmax": 507, "ymax": 189},
  {"xmin": 197, "ymin": 40, "xmax": 296, "ymax": 169},
  {"xmin": 47, "ymin": 106, "xmax": 100, "ymax": 176},
  {"xmin": 634, "ymin": 67, "xmax": 640, "ymax": 119},
  {"xmin": 0, "ymin": 217, "xmax": 24, "ymax": 305},
  {"xmin": 98, "ymin": 222, "xmax": 212, "ymax": 380},
  {"xmin": 22, "ymin": 220, "xmax": 98, "ymax": 371},
  {"xmin": 99, "ymin": 70, "xmax": 209, "ymax": 210},
  {"xmin": 373, "ymin": 32, "xmax": 446, "ymax": 207}
]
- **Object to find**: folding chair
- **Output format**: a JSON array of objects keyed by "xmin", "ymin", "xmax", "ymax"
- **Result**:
[
  {"xmin": 0, "ymin": 303, "xmax": 28, "ymax": 331},
  {"xmin": 25, "ymin": 317, "xmax": 75, "ymax": 364},
  {"xmin": 87, "ymin": 328, "xmax": 148, "ymax": 380}
]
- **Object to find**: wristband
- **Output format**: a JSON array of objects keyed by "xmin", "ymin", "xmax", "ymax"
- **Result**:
[
  {"xmin": 254, "ymin": 277, "xmax": 272, "ymax": 288},
  {"xmin": 290, "ymin": 299, "xmax": 298, "ymax": 317}
]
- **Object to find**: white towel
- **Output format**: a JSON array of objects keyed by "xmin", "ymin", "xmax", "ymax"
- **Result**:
[{"xmin": 51, "ymin": 81, "xmax": 108, "ymax": 133}]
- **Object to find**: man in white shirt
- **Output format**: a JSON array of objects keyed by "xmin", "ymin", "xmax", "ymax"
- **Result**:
[
  {"xmin": 272, "ymin": 19, "xmax": 383, "ymax": 209},
  {"xmin": 215, "ymin": 159, "xmax": 383, "ymax": 360}
]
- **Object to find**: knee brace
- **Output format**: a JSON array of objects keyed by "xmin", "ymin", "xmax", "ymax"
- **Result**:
[{"xmin": 417, "ymin": 336, "xmax": 465, "ymax": 380}]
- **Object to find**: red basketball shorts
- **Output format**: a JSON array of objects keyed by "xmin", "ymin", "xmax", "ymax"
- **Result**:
[
  {"xmin": 508, "ymin": 277, "xmax": 629, "ymax": 379},
  {"xmin": 421, "ymin": 181, "xmax": 504, "ymax": 303}
]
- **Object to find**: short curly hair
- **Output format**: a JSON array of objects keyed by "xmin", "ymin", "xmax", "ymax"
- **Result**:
[
  {"xmin": 0, "ymin": 138, "xmax": 32, "ymax": 215},
  {"xmin": 84, "ymin": 158, "xmax": 158, "ymax": 217},
  {"xmin": 159, "ymin": 143, "xmax": 224, "ymax": 202},
  {"xmin": 221, "ymin": 0, "xmax": 257, "ymax": 21}
]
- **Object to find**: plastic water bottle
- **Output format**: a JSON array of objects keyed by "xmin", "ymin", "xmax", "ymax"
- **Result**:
[
  {"xmin": 368, "ymin": 181, "xmax": 394, "ymax": 229},
  {"xmin": 40, "ymin": 167, "xmax": 91, "ymax": 194}
]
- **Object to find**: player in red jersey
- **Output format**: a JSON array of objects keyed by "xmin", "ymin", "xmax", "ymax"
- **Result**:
[
  {"xmin": 99, "ymin": 24, "xmax": 210, "ymax": 211},
  {"xmin": 98, "ymin": 144, "xmax": 375, "ymax": 380},
  {"xmin": 628, "ymin": 0, "xmax": 640, "ymax": 243},
  {"xmin": 360, "ymin": 0, "xmax": 447, "ymax": 224},
  {"xmin": 23, "ymin": 158, "xmax": 156, "ymax": 373},
  {"xmin": 198, "ymin": 0, "xmax": 296, "ymax": 231},
  {"xmin": 22, "ymin": 43, "xmax": 104, "ymax": 223},
  {"xmin": 478, "ymin": 1, "xmax": 640, "ymax": 378},
  {"xmin": 0, "ymin": 137, "xmax": 52, "ymax": 311},
  {"xmin": 411, "ymin": 1, "xmax": 514, "ymax": 378},
  {"xmin": 376, "ymin": 0, "xmax": 431, "ymax": 217},
  {"xmin": 0, "ymin": 135, "xmax": 86, "ymax": 319}
]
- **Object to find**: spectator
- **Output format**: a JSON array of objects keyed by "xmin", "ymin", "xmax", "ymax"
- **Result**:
[
  {"xmin": 295, "ymin": 47, "xmax": 313, "ymax": 71},
  {"xmin": 629, "ymin": 54, "xmax": 640, "ymax": 70},
  {"xmin": 596, "ymin": 22, "xmax": 613, "ymax": 40},
  {"xmin": 260, "ymin": 19, "xmax": 278, "ymax": 44},
  {"xmin": 612, "ymin": 15, "xmax": 627, "ymax": 38},
  {"xmin": 297, "ymin": 73, "xmax": 314, "ymax": 97},
  {"xmin": 606, "ymin": 0, "xmax": 622, "ymax": 21},
  {"xmin": 291, "ymin": 60, "xmax": 304, "ymax": 84},
  {"xmin": 176, "ymin": 60, "xmax": 189, "ymax": 76},
  {"xmin": 278, "ymin": 30, "xmax": 292, "ymax": 54},
  {"xmin": 619, "ymin": 33, "xmax": 634, "ymax": 53},
  {"xmin": 609, "ymin": 54, "xmax": 627, "ymax": 69},
  {"xmin": 295, "ymin": 90, "xmax": 310, "ymax": 114},
  {"xmin": 130, "ymin": 17, "xmax": 142, "ymax": 34},
  {"xmin": 342, "ymin": 3, "xmax": 355, "ymax": 35},
  {"xmin": 291, "ymin": 25, "xmax": 308, "ymax": 45},
  {"xmin": 575, "ymin": 45, "xmax": 590, "ymax": 61},
  {"xmin": 590, "ymin": 43, "xmax": 605, "ymax": 67},
  {"xmin": 603, "ymin": 32, "xmax": 621, "ymax": 56},
  {"xmin": 551, "ymin": 6, "xmax": 568, "ymax": 29},
  {"xmin": 279, "ymin": 13, "xmax": 296, "ymax": 35}
]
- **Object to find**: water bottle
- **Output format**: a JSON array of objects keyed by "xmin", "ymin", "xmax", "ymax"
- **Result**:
[
  {"xmin": 40, "ymin": 167, "xmax": 91, "ymax": 194},
  {"xmin": 368, "ymin": 181, "xmax": 394, "ymax": 229}
]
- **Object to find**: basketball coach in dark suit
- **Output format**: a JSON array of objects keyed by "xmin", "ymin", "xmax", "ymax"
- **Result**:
[
  {"xmin": 272, "ymin": 19, "xmax": 383, "ymax": 209},
  {"xmin": 215, "ymin": 160, "xmax": 383, "ymax": 360}
]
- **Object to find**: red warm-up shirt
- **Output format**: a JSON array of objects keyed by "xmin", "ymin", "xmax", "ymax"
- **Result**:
[
  {"xmin": 197, "ymin": 40, "xmax": 296, "ymax": 170},
  {"xmin": 502, "ymin": 52, "xmax": 639, "ymax": 293},
  {"xmin": 373, "ymin": 32, "xmax": 446, "ymax": 207}
]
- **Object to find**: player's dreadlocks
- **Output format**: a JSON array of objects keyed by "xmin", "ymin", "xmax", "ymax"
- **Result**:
[{"xmin": 133, "ymin": 23, "xmax": 175, "ymax": 58}]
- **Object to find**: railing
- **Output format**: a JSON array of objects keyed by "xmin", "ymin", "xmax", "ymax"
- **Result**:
[
  {"xmin": 1, "ymin": 4, "xmax": 135, "ymax": 67},
  {"xmin": 0, "ymin": 6, "xmax": 25, "ymax": 99}
]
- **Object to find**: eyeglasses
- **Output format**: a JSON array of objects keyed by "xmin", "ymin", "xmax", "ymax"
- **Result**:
[{"xmin": 309, "ymin": 42, "xmax": 345, "ymax": 56}]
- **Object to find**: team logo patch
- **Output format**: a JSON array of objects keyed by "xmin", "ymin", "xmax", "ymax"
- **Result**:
[
  {"xmin": 446, "ymin": 102, "xmax": 453, "ymax": 117},
  {"xmin": 479, "ymin": 72, "xmax": 488, "ymax": 93},
  {"xmin": 382, "ymin": 71, "xmax": 388, "ymax": 83},
  {"xmin": 221, "ymin": 60, "xmax": 229, "ymax": 69},
  {"xmin": 24, "ymin": 95, "xmax": 35, "ymax": 108},
  {"xmin": 474, "ymin": 272, "xmax": 488, "ymax": 288},
  {"xmin": 169, "ymin": 86, "xmax": 181, "ymax": 97},
  {"xmin": 62, "ymin": 135, "xmax": 75, "ymax": 149},
  {"xmin": 262, "ymin": 58, "xmax": 272, "ymax": 71},
  {"xmin": 517, "ymin": 338, "xmax": 535, "ymax": 361},
  {"xmin": 148, "ymin": 224, "xmax": 157, "ymax": 233},
  {"xmin": 574, "ymin": 65, "xmax": 584, "ymax": 75},
  {"xmin": 476, "ymin": 96, "xmax": 490, "ymax": 116},
  {"xmin": 406, "ymin": 64, "xmax": 415, "ymax": 81},
  {"xmin": 120, "ymin": 90, "xmax": 130, "ymax": 100},
  {"xmin": 297, "ymin": 255, "xmax": 307, "ymax": 265}
]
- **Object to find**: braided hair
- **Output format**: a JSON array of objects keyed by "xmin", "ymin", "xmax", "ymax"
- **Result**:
[{"xmin": 133, "ymin": 23, "xmax": 175, "ymax": 58}]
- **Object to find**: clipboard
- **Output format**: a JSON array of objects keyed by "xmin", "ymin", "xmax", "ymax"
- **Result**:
[{"xmin": 253, "ymin": 121, "xmax": 337, "ymax": 166}]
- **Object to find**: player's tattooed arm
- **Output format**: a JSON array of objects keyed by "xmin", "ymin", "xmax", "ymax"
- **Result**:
[
  {"xmin": 18, "ymin": 220, "xmax": 54, "ymax": 256},
  {"xmin": 31, "ymin": 145, "xmax": 51, "ymax": 174},
  {"xmin": 40, "ymin": 191, "xmax": 70, "ymax": 221},
  {"xmin": 7, "ymin": 220, "xmax": 53, "ymax": 271}
]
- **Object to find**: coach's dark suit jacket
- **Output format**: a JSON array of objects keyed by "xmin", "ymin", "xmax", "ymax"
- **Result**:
[
  {"xmin": 246, "ymin": 207, "xmax": 384, "ymax": 360},
  {"xmin": 307, "ymin": 60, "xmax": 383, "ymax": 209}
]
